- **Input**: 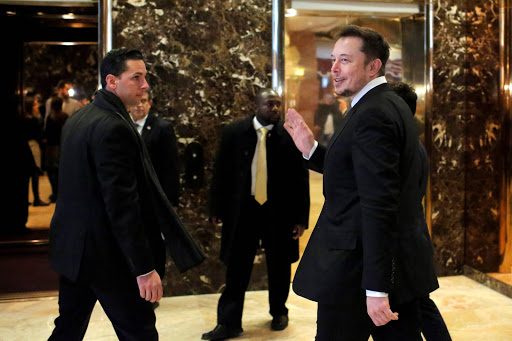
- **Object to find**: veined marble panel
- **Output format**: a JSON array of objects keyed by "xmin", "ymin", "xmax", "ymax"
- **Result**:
[{"xmin": 432, "ymin": 0, "xmax": 502, "ymax": 275}]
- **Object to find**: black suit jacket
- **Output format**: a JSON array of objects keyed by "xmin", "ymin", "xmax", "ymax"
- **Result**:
[
  {"xmin": 209, "ymin": 116, "xmax": 310, "ymax": 266},
  {"xmin": 293, "ymin": 83, "xmax": 438, "ymax": 306},
  {"xmin": 49, "ymin": 89, "xmax": 204, "ymax": 285},
  {"xmin": 141, "ymin": 112, "xmax": 180, "ymax": 206}
]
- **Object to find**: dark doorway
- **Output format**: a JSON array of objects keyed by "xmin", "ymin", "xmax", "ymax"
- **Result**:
[{"xmin": 1, "ymin": 1, "xmax": 98, "ymax": 296}]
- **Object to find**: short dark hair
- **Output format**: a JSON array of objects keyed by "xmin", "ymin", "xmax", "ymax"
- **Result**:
[
  {"xmin": 24, "ymin": 96, "xmax": 36, "ymax": 115},
  {"xmin": 50, "ymin": 96, "xmax": 63, "ymax": 113},
  {"xmin": 335, "ymin": 25, "xmax": 390, "ymax": 77},
  {"xmin": 256, "ymin": 88, "xmax": 279, "ymax": 103},
  {"xmin": 56, "ymin": 80, "xmax": 71, "ymax": 90},
  {"xmin": 391, "ymin": 82, "xmax": 417, "ymax": 115},
  {"xmin": 100, "ymin": 49, "xmax": 144, "ymax": 88},
  {"xmin": 144, "ymin": 88, "xmax": 154, "ymax": 101}
]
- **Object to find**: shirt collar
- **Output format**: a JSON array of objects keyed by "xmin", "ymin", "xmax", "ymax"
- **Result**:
[
  {"xmin": 132, "ymin": 114, "xmax": 148, "ymax": 127},
  {"xmin": 350, "ymin": 76, "xmax": 387, "ymax": 108},
  {"xmin": 252, "ymin": 116, "xmax": 274, "ymax": 131}
]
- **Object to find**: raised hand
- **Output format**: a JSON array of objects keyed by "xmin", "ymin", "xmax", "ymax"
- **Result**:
[{"xmin": 284, "ymin": 108, "xmax": 315, "ymax": 156}]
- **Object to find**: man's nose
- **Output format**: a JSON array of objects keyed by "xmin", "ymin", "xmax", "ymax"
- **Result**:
[
  {"xmin": 141, "ymin": 78, "xmax": 149, "ymax": 90},
  {"xmin": 331, "ymin": 61, "xmax": 339, "ymax": 74}
]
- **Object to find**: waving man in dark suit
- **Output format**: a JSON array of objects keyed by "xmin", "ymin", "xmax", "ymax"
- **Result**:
[
  {"xmin": 48, "ymin": 48, "xmax": 204, "ymax": 340},
  {"xmin": 284, "ymin": 25, "xmax": 440, "ymax": 341},
  {"xmin": 202, "ymin": 88, "xmax": 310, "ymax": 340}
]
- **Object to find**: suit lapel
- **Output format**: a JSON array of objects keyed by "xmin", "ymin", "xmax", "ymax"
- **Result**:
[
  {"xmin": 239, "ymin": 116, "xmax": 257, "ymax": 159},
  {"xmin": 324, "ymin": 84, "xmax": 391, "ymax": 160},
  {"xmin": 324, "ymin": 105, "xmax": 357, "ymax": 161},
  {"xmin": 141, "ymin": 113, "xmax": 156, "ymax": 139}
]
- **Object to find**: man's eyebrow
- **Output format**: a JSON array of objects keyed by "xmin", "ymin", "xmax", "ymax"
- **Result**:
[{"xmin": 331, "ymin": 53, "xmax": 350, "ymax": 58}]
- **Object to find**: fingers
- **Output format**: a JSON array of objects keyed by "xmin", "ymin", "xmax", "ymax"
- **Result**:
[
  {"xmin": 370, "ymin": 308, "xmax": 398, "ymax": 326},
  {"xmin": 137, "ymin": 271, "xmax": 163, "ymax": 303},
  {"xmin": 283, "ymin": 121, "xmax": 294, "ymax": 137},
  {"xmin": 367, "ymin": 296, "xmax": 398, "ymax": 327},
  {"xmin": 285, "ymin": 108, "xmax": 302, "ymax": 127}
]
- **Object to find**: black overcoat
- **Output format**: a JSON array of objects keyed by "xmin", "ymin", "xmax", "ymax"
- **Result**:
[{"xmin": 49, "ymin": 89, "xmax": 204, "ymax": 285}]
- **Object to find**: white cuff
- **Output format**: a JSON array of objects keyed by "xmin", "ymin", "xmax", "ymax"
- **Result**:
[
  {"xmin": 303, "ymin": 140, "xmax": 319, "ymax": 160},
  {"xmin": 366, "ymin": 290, "xmax": 388, "ymax": 297}
]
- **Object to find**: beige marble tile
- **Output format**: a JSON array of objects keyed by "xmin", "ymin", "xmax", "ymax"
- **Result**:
[{"xmin": 1, "ymin": 276, "xmax": 511, "ymax": 341}]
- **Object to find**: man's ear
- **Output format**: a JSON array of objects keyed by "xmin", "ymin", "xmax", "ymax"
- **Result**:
[
  {"xmin": 105, "ymin": 74, "xmax": 118, "ymax": 90},
  {"xmin": 149, "ymin": 99, "xmax": 153, "ymax": 106},
  {"xmin": 368, "ymin": 59, "xmax": 383, "ymax": 77}
]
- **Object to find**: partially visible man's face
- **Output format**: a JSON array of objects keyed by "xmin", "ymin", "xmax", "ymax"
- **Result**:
[
  {"xmin": 111, "ymin": 59, "xmax": 149, "ymax": 108},
  {"xmin": 59, "ymin": 84, "xmax": 72, "ymax": 99},
  {"xmin": 255, "ymin": 91, "xmax": 282, "ymax": 126},
  {"xmin": 130, "ymin": 92, "xmax": 151, "ymax": 121},
  {"xmin": 331, "ymin": 36, "xmax": 374, "ymax": 98}
]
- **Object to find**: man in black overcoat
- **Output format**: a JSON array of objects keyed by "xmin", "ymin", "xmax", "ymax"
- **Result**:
[
  {"xmin": 202, "ymin": 89, "xmax": 310, "ymax": 340},
  {"xmin": 130, "ymin": 89, "xmax": 180, "ymax": 206},
  {"xmin": 285, "ymin": 25, "xmax": 440, "ymax": 341},
  {"xmin": 48, "ymin": 49, "xmax": 204, "ymax": 340}
]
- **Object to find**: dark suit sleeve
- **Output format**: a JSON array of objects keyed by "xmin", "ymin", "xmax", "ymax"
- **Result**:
[
  {"xmin": 92, "ymin": 121, "xmax": 154, "ymax": 277},
  {"xmin": 158, "ymin": 121, "xmax": 180, "ymax": 206},
  {"xmin": 209, "ymin": 125, "xmax": 233, "ymax": 219},
  {"xmin": 308, "ymin": 144, "xmax": 326, "ymax": 174},
  {"xmin": 352, "ymin": 108, "xmax": 400, "ymax": 293},
  {"xmin": 291, "ymin": 158, "xmax": 310, "ymax": 228}
]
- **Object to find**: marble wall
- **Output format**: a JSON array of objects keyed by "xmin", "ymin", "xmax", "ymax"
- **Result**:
[
  {"xmin": 431, "ymin": 0, "xmax": 502, "ymax": 275},
  {"xmin": 112, "ymin": 0, "xmax": 273, "ymax": 295}
]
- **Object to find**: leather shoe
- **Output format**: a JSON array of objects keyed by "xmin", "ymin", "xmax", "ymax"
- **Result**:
[
  {"xmin": 201, "ymin": 324, "xmax": 243, "ymax": 340},
  {"xmin": 271, "ymin": 314, "xmax": 288, "ymax": 331}
]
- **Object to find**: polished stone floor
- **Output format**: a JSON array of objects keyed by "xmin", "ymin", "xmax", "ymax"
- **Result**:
[{"xmin": 0, "ymin": 276, "xmax": 511, "ymax": 341}]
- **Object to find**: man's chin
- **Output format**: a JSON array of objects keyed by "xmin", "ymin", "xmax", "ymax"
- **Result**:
[
  {"xmin": 337, "ymin": 89, "xmax": 354, "ymax": 97},
  {"xmin": 334, "ymin": 85, "xmax": 354, "ymax": 98}
]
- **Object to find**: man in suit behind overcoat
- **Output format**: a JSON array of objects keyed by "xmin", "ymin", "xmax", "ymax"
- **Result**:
[
  {"xmin": 284, "ymin": 25, "xmax": 440, "ymax": 341},
  {"xmin": 130, "ymin": 89, "xmax": 180, "ymax": 207}
]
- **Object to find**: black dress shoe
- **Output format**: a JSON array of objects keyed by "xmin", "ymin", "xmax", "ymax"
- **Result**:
[
  {"xmin": 201, "ymin": 324, "xmax": 243, "ymax": 340},
  {"xmin": 33, "ymin": 199, "xmax": 50, "ymax": 206},
  {"xmin": 271, "ymin": 314, "xmax": 288, "ymax": 331}
]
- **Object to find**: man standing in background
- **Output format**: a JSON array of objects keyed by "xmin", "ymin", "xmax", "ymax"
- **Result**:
[
  {"xmin": 44, "ymin": 80, "xmax": 81, "ymax": 129},
  {"xmin": 202, "ymin": 88, "xmax": 310, "ymax": 340}
]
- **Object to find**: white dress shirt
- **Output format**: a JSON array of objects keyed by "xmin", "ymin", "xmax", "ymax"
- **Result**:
[{"xmin": 132, "ymin": 115, "xmax": 149, "ymax": 135}]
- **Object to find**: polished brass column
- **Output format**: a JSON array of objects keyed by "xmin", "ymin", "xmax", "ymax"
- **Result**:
[
  {"xmin": 500, "ymin": 0, "xmax": 512, "ymax": 273},
  {"xmin": 98, "ymin": 0, "xmax": 112, "ymax": 87}
]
